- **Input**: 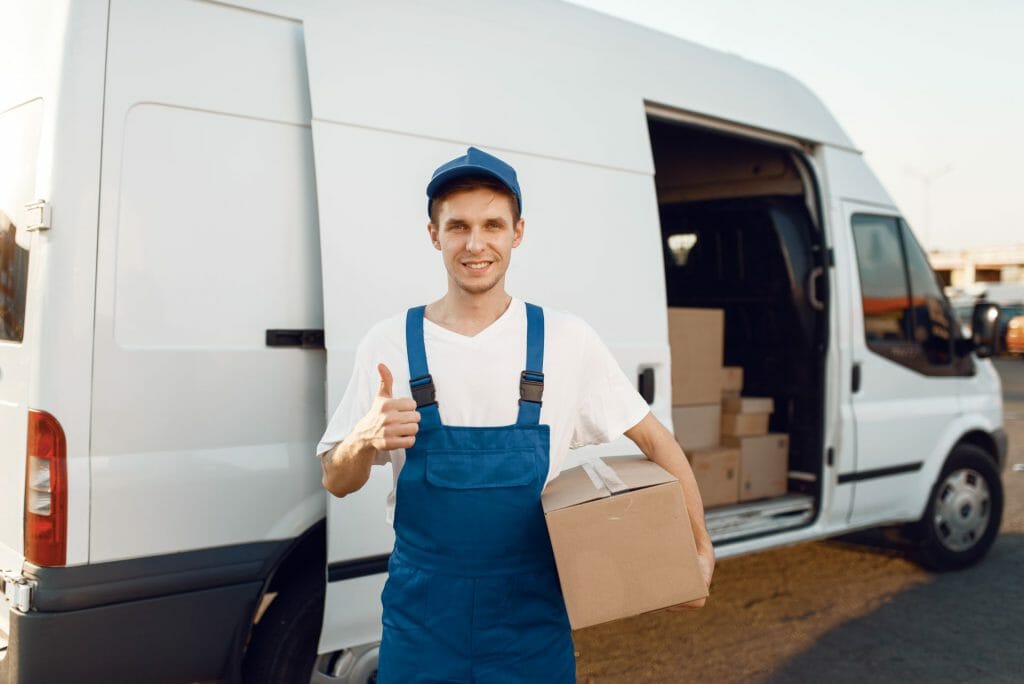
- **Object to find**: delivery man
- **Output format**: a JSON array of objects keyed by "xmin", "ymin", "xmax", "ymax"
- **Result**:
[{"xmin": 318, "ymin": 146, "xmax": 714, "ymax": 683}]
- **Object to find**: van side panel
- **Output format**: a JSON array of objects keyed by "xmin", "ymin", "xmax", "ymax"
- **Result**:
[{"xmin": 91, "ymin": 0, "xmax": 324, "ymax": 562}]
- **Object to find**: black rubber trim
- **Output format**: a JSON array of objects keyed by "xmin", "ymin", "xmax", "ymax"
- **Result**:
[
  {"xmin": 23, "ymin": 538, "xmax": 292, "ymax": 612},
  {"xmin": 837, "ymin": 461, "xmax": 923, "ymax": 484},
  {"xmin": 992, "ymin": 428, "xmax": 1008, "ymax": 471},
  {"xmin": 327, "ymin": 554, "xmax": 390, "ymax": 582}
]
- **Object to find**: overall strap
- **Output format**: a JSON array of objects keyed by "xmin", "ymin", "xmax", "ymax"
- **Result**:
[
  {"xmin": 405, "ymin": 306, "xmax": 441, "ymax": 427},
  {"xmin": 516, "ymin": 302, "xmax": 545, "ymax": 426}
]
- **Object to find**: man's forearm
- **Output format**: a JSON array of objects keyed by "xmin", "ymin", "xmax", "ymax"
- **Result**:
[
  {"xmin": 626, "ymin": 413, "xmax": 713, "ymax": 555},
  {"xmin": 321, "ymin": 432, "xmax": 378, "ymax": 497},
  {"xmin": 651, "ymin": 436, "xmax": 713, "ymax": 554}
]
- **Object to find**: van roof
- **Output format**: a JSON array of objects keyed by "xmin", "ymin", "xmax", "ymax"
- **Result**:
[{"xmin": 301, "ymin": 0, "xmax": 857, "ymax": 175}]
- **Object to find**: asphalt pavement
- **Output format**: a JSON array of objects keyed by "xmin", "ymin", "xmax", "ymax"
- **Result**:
[{"xmin": 576, "ymin": 357, "xmax": 1024, "ymax": 683}]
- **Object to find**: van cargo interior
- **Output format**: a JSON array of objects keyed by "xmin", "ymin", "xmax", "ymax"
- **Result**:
[{"xmin": 647, "ymin": 115, "xmax": 829, "ymax": 543}]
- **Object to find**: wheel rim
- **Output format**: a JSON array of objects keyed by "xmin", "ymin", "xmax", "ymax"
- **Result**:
[{"xmin": 932, "ymin": 468, "xmax": 991, "ymax": 553}]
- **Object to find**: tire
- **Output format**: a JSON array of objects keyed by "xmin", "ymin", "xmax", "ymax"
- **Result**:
[
  {"xmin": 242, "ymin": 567, "xmax": 325, "ymax": 683},
  {"xmin": 915, "ymin": 444, "xmax": 1003, "ymax": 571}
]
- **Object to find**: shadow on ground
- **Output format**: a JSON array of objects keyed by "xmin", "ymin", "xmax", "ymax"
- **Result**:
[{"xmin": 767, "ymin": 532, "xmax": 1024, "ymax": 683}]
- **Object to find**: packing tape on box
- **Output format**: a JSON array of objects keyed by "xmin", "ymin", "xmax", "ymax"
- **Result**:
[{"xmin": 581, "ymin": 457, "xmax": 629, "ymax": 494}]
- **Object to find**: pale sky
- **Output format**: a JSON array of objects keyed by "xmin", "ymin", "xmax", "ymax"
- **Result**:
[{"xmin": 567, "ymin": 0, "xmax": 1023, "ymax": 252}]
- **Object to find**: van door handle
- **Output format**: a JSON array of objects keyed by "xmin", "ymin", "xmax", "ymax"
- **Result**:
[
  {"xmin": 638, "ymin": 367, "xmax": 655, "ymax": 404},
  {"xmin": 851, "ymin": 362, "xmax": 861, "ymax": 393},
  {"xmin": 807, "ymin": 266, "xmax": 825, "ymax": 311},
  {"xmin": 265, "ymin": 329, "xmax": 325, "ymax": 349}
]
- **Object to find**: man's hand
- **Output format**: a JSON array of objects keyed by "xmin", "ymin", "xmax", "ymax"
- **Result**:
[
  {"xmin": 667, "ymin": 546, "xmax": 715, "ymax": 611},
  {"xmin": 354, "ymin": 363, "xmax": 421, "ymax": 452},
  {"xmin": 321, "ymin": 363, "xmax": 420, "ymax": 497}
]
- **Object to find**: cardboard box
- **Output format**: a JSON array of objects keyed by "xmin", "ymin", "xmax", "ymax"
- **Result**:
[
  {"xmin": 721, "ymin": 396, "xmax": 774, "ymax": 414},
  {"xmin": 687, "ymin": 447, "xmax": 740, "ymax": 508},
  {"xmin": 668, "ymin": 308, "xmax": 723, "ymax": 405},
  {"xmin": 541, "ymin": 456, "xmax": 708, "ymax": 630},
  {"xmin": 721, "ymin": 411, "xmax": 770, "ymax": 437},
  {"xmin": 722, "ymin": 366, "xmax": 743, "ymax": 394},
  {"xmin": 672, "ymin": 404, "xmax": 721, "ymax": 451},
  {"xmin": 722, "ymin": 433, "xmax": 789, "ymax": 502}
]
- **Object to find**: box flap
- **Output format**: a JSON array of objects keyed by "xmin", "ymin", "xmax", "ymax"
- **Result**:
[{"xmin": 542, "ymin": 456, "xmax": 677, "ymax": 514}]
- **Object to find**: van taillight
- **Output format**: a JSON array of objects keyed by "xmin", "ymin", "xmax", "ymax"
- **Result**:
[{"xmin": 25, "ymin": 409, "xmax": 67, "ymax": 566}]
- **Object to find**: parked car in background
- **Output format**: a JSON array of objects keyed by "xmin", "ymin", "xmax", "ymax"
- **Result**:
[
  {"xmin": 1007, "ymin": 315, "xmax": 1024, "ymax": 357},
  {"xmin": 996, "ymin": 304, "xmax": 1024, "ymax": 354}
]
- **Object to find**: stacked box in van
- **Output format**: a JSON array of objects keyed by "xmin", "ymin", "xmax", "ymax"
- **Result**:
[{"xmin": 667, "ymin": 308, "xmax": 789, "ymax": 507}]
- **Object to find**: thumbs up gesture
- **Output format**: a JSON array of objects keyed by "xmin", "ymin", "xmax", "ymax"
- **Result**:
[{"xmin": 358, "ymin": 363, "xmax": 421, "ymax": 452}]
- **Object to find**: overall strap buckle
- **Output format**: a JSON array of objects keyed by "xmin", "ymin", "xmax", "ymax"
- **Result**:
[
  {"xmin": 519, "ymin": 370, "xmax": 544, "ymax": 405},
  {"xmin": 410, "ymin": 374, "xmax": 437, "ymax": 408}
]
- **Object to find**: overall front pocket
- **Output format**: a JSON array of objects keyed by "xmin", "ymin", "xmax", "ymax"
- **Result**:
[{"xmin": 425, "ymin": 448, "xmax": 537, "ymax": 489}]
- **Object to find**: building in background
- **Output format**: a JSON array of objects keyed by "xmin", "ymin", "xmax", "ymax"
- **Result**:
[{"xmin": 930, "ymin": 245, "xmax": 1024, "ymax": 288}]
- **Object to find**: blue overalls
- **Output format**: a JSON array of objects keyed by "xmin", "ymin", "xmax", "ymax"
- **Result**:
[{"xmin": 377, "ymin": 303, "xmax": 576, "ymax": 684}]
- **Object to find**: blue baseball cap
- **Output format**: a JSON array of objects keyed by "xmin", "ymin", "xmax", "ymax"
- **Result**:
[{"xmin": 426, "ymin": 146, "xmax": 522, "ymax": 216}]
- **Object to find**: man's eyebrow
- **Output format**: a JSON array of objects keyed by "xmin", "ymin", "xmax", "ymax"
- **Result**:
[{"xmin": 444, "ymin": 218, "xmax": 468, "ymax": 228}]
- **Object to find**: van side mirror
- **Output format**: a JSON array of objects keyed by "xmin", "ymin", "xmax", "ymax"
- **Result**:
[{"xmin": 971, "ymin": 302, "xmax": 1000, "ymax": 358}]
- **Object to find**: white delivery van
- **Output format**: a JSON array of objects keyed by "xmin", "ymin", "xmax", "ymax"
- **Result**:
[{"xmin": 0, "ymin": 0, "xmax": 1007, "ymax": 682}]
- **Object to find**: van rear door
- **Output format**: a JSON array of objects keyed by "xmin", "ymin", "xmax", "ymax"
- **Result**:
[{"xmin": 0, "ymin": 98, "xmax": 44, "ymax": 618}]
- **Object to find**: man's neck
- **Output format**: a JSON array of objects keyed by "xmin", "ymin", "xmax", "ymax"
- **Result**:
[{"xmin": 426, "ymin": 287, "xmax": 514, "ymax": 337}]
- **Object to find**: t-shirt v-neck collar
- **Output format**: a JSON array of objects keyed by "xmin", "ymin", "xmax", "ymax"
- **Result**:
[{"xmin": 422, "ymin": 298, "xmax": 522, "ymax": 344}]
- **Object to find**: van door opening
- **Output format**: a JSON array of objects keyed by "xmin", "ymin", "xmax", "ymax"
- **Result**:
[{"xmin": 646, "ymin": 112, "xmax": 830, "ymax": 543}]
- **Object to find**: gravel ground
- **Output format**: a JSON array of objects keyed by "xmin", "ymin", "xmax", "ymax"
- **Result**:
[{"xmin": 575, "ymin": 357, "xmax": 1024, "ymax": 683}]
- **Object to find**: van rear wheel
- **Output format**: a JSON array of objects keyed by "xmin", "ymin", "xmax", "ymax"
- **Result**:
[
  {"xmin": 242, "ymin": 566, "xmax": 324, "ymax": 683},
  {"xmin": 915, "ymin": 444, "xmax": 1003, "ymax": 571}
]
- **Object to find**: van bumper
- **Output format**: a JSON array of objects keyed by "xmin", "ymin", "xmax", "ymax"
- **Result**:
[
  {"xmin": 0, "ymin": 538, "xmax": 294, "ymax": 684},
  {"xmin": 1, "ymin": 581, "xmax": 259, "ymax": 684},
  {"xmin": 993, "ymin": 427, "xmax": 1008, "ymax": 472}
]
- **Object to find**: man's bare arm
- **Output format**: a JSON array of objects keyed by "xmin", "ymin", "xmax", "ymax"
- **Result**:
[
  {"xmin": 625, "ymin": 411, "xmax": 715, "ymax": 607},
  {"xmin": 322, "ymin": 363, "xmax": 419, "ymax": 497}
]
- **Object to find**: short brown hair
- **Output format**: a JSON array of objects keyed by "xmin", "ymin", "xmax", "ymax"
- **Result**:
[{"xmin": 428, "ymin": 174, "xmax": 521, "ymax": 225}]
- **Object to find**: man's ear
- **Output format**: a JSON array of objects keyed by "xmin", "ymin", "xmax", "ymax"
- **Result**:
[
  {"xmin": 512, "ymin": 218, "xmax": 525, "ymax": 248},
  {"xmin": 427, "ymin": 223, "xmax": 441, "ymax": 250}
]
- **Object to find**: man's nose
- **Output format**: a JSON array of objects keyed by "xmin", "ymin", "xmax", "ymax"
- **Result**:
[{"xmin": 466, "ymin": 226, "xmax": 486, "ymax": 252}]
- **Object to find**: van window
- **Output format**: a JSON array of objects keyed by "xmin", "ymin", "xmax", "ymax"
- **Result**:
[
  {"xmin": 850, "ymin": 215, "xmax": 913, "ymax": 345},
  {"xmin": 0, "ymin": 99, "xmax": 42, "ymax": 343},
  {"xmin": 0, "ymin": 211, "xmax": 30, "ymax": 342},
  {"xmin": 851, "ymin": 213, "xmax": 957, "ymax": 373},
  {"xmin": 900, "ymin": 220, "xmax": 953, "ymax": 365}
]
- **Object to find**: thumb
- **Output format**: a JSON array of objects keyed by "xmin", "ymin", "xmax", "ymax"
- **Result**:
[{"xmin": 376, "ymin": 363, "xmax": 394, "ymax": 398}]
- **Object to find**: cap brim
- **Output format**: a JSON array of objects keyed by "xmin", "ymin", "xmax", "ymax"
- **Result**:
[{"xmin": 426, "ymin": 165, "xmax": 516, "ymax": 201}]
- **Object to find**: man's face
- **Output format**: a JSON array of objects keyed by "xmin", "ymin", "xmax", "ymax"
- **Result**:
[{"xmin": 428, "ymin": 187, "xmax": 524, "ymax": 295}]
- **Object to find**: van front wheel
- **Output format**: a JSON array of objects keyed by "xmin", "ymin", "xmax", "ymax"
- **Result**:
[{"xmin": 916, "ymin": 444, "xmax": 1003, "ymax": 571}]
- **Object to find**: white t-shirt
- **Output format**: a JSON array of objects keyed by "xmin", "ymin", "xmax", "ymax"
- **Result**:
[{"xmin": 315, "ymin": 298, "xmax": 651, "ymax": 523}]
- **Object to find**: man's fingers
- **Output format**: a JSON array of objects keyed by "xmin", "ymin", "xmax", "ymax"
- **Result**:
[
  {"xmin": 377, "ymin": 363, "xmax": 394, "ymax": 398},
  {"xmin": 383, "ymin": 397, "xmax": 418, "ymax": 413},
  {"xmin": 384, "ymin": 435, "xmax": 416, "ymax": 450},
  {"xmin": 388, "ymin": 421, "xmax": 419, "ymax": 437}
]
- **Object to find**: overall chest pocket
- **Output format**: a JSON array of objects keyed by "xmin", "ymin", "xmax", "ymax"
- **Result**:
[{"xmin": 425, "ymin": 448, "xmax": 538, "ymax": 489}]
